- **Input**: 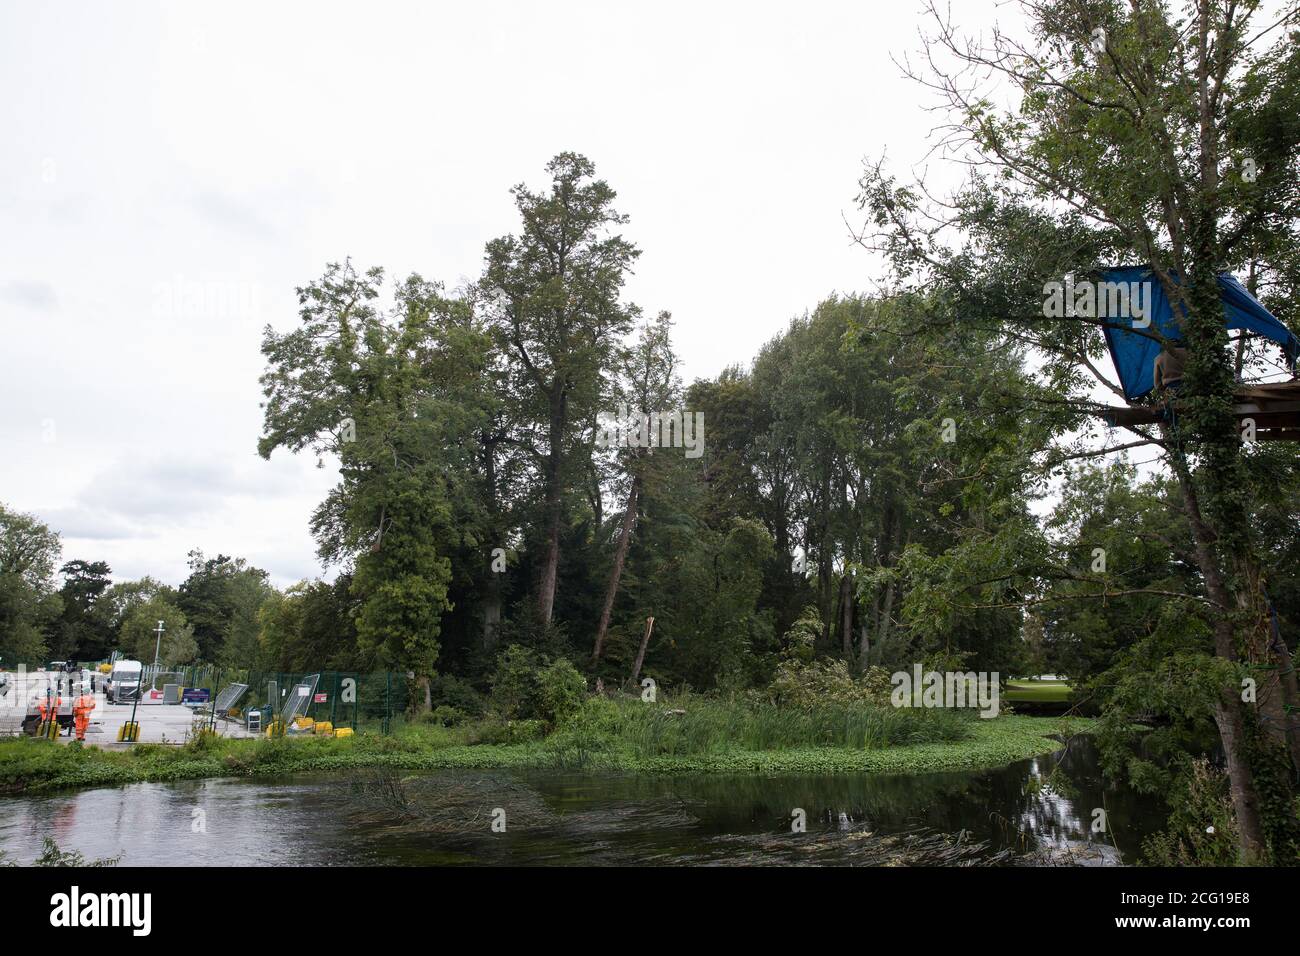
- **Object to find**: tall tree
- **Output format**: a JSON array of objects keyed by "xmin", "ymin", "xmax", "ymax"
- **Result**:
[
  {"xmin": 119, "ymin": 594, "xmax": 198, "ymax": 666},
  {"xmin": 259, "ymin": 263, "xmax": 485, "ymax": 707},
  {"xmin": 592, "ymin": 311, "xmax": 681, "ymax": 662},
  {"xmin": 0, "ymin": 503, "xmax": 62, "ymax": 666},
  {"xmin": 855, "ymin": 0, "xmax": 1300, "ymax": 861},
  {"xmin": 52, "ymin": 560, "xmax": 113, "ymax": 661},
  {"xmin": 176, "ymin": 550, "xmax": 272, "ymax": 664},
  {"xmin": 479, "ymin": 152, "xmax": 641, "ymax": 627}
]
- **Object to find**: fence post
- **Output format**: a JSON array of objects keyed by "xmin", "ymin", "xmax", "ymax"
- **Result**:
[
  {"xmin": 210, "ymin": 669, "xmax": 220, "ymax": 733},
  {"xmin": 385, "ymin": 672, "xmax": 391, "ymax": 734}
]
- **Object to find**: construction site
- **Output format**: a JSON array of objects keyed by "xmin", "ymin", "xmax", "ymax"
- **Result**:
[{"xmin": 0, "ymin": 663, "xmax": 410, "ymax": 745}]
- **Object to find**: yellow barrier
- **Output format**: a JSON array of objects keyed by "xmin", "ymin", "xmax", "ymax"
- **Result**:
[
  {"xmin": 333, "ymin": 727, "xmax": 354, "ymax": 738},
  {"xmin": 313, "ymin": 721, "xmax": 333, "ymax": 735},
  {"xmin": 117, "ymin": 722, "xmax": 140, "ymax": 742},
  {"xmin": 265, "ymin": 720, "xmax": 286, "ymax": 738}
]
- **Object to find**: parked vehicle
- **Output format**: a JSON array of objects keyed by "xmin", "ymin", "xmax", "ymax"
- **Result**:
[{"xmin": 105, "ymin": 659, "xmax": 144, "ymax": 703}]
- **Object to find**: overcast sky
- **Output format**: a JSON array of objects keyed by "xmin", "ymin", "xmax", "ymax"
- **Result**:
[{"xmin": 1, "ymin": 0, "xmax": 1010, "ymax": 588}]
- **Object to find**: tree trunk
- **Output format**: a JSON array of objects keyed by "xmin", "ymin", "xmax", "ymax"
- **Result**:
[
  {"xmin": 1165, "ymin": 424, "xmax": 1273, "ymax": 860},
  {"xmin": 839, "ymin": 572, "xmax": 853, "ymax": 658},
  {"xmin": 481, "ymin": 429, "xmax": 504, "ymax": 653},
  {"xmin": 592, "ymin": 472, "xmax": 641, "ymax": 663},
  {"xmin": 1270, "ymin": 626, "xmax": 1300, "ymax": 771},
  {"xmin": 1213, "ymin": 697, "xmax": 1267, "ymax": 863},
  {"xmin": 537, "ymin": 393, "xmax": 567, "ymax": 626},
  {"xmin": 482, "ymin": 577, "xmax": 502, "ymax": 653},
  {"xmin": 874, "ymin": 578, "xmax": 896, "ymax": 660},
  {"xmin": 630, "ymin": 616, "xmax": 655, "ymax": 683}
]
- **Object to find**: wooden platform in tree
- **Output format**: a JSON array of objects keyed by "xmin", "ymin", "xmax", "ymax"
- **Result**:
[{"xmin": 1098, "ymin": 380, "xmax": 1300, "ymax": 441}]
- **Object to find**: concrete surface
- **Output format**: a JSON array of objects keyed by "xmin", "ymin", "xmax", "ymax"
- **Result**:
[{"xmin": 0, "ymin": 669, "xmax": 255, "ymax": 744}]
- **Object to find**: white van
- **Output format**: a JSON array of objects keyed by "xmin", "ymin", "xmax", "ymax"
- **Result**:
[{"xmin": 105, "ymin": 659, "xmax": 144, "ymax": 703}]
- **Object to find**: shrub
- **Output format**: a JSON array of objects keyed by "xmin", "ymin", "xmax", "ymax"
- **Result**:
[
  {"xmin": 467, "ymin": 719, "xmax": 546, "ymax": 745},
  {"xmin": 429, "ymin": 673, "xmax": 485, "ymax": 718},
  {"xmin": 765, "ymin": 658, "xmax": 892, "ymax": 709},
  {"xmin": 1142, "ymin": 758, "xmax": 1242, "ymax": 865},
  {"xmin": 420, "ymin": 705, "xmax": 467, "ymax": 727},
  {"xmin": 488, "ymin": 645, "xmax": 543, "ymax": 719},
  {"xmin": 488, "ymin": 645, "xmax": 587, "ymax": 725},
  {"xmin": 539, "ymin": 658, "xmax": 586, "ymax": 725}
]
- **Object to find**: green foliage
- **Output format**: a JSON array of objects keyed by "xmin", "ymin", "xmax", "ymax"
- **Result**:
[
  {"xmin": 119, "ymin": 594, "xmax": 198, "ymax": 665},
  {"xmin": 487, "ymin": 645, "xmax": 586, "ymax": 725},
  {"xmin": 603, "ymin": 695, "xmax": 972, "ymax": 756},
  {"xmin": 0, "ymin": 713, "xmax": 1082, "ymax": 792},
  {"xmin": 51, "ymin": 560, "xmax": 114, "ymax": 661},
  {"xmin": 0, "ymin": 503, "xmax": 62, "ymax": 666},
  {"xmin": 428, "ymin": 673, "xmax": 484, "ymax": 718},
  {"xmin": 0, "ymin": 837, "xmax": 119, "ymax": 868},
  {"xmin": 465, "ymin": 719, "xmax": 547, "ymax": 745},
  {"xmin": 177, "ymin": 550, "xmax": 273, "ymax": 665},
  {"xmin": 1142, "ymin": 759, "xmax": 1242, "ymax": 867},
  {"xmin": 538, "ymin": 658, "xmax": 586, "ymax": 726},
  {"xmin": 422, "ymin": 705, "xmax": 466, "ymax": 727},
  {"xmin": 488, "ymin": 644, "xmax": 544, "ymax": 719},
  {"xmin": 764, "ymin": 658, "xmax": 892, "ymax": 710}
]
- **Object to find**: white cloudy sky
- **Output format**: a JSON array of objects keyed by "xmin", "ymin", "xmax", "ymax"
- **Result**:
[{"xmin": 1, "ymin": 0, "xmax": 1010, "ymax": 587}]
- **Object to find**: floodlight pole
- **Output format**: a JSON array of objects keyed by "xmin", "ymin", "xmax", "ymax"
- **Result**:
[{"xmin": 152, "ymin": 620, "xmax": 165, "ymax": 668}]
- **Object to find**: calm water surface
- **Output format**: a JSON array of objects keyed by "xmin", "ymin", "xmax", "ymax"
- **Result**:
[{"xmin": 0, "ymin": 737, "xmax": 1165, "ymax": 866}]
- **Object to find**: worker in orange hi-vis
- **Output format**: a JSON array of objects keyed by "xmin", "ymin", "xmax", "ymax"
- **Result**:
[
  {"xmin": 72, "ymin": 685, "xmax": 96, "ymax": 741},
  {"xmin": 36, "ymin": 689, "xmax": 62, "ymax": 734}
]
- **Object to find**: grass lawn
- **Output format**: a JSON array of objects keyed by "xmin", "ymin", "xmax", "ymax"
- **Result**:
[
  {"xmin": 1004, "ymin": 680, "xmax": 1073, "ymax": 704},
  {"xmin": 0, "ymin": 713, "xmax": 1092, "ymax": 795}
]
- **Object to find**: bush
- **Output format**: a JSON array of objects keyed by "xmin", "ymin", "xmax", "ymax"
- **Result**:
[
  {"xmin": 489, "ymin": 645, "xmax": 544, "ymax": 719},
  {"xmin": 467, "ymin": 719, "xmax": 546, "ymax": 745},
  {"xmin": 1142, "ymin": 758, "xmax": 1242, "ymax": 865},
  {"xmin": 428, "ymin": 673, "xmax": 485, "ymax": 718},
  {"xmin": 539, "ymin": 658, "xmax": 586, "ymax": 725},
  {"xmin": 420, "ymin": 705, "xmax": 467, "ymax": 727},
  {"xmin": 764, "ymin": 658, "xmax": 892, "ymax": 709},
  {"xmin": 488, "ymin": 645, "xmax": 587, "ymax": 725}
]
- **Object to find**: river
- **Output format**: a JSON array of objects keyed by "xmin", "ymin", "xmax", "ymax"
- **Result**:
[{"xmin": 0, "ymin": 736, "xmax": 1165, "ymax": 865}]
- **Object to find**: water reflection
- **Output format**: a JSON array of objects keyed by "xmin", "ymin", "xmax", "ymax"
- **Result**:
[{"xmin": 0, "ymin": 737, "xmax": 1163, "ymax": 866}]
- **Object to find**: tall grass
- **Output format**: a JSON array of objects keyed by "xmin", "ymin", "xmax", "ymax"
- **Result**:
[{"xmin": 576, "ymin": 693, "xmax": 973, "ymax": 758}]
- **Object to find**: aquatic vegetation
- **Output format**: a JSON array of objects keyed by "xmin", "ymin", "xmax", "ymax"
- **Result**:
[{"xmin": 0, "ymin": 712, "xmax": 1087, "ymax": 794}]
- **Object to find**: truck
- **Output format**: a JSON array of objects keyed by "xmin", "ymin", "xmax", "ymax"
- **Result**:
[{"xmin": 104, "ymin": 659, "xmax": 144, "ymax": 703}]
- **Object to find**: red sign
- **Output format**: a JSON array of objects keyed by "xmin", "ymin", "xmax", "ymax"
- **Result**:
[{"xmin": 314, "ymin": 693, "xmax": 327, "ymax": 703}]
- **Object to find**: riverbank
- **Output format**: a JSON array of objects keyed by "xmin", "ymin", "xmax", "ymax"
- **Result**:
[{"xmin": 0, "ymin": 713, "xmax": 1089, "ymax": 795}]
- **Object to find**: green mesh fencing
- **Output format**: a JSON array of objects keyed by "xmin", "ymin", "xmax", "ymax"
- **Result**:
[{"xmin": 182, "ymin": 668, "xmax": 411, "ymax": 734}]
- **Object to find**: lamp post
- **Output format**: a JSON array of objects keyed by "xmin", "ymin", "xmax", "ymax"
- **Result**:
[{"xmin": 152, "ymin": 620, "xmax": 165, "ymax": 668}]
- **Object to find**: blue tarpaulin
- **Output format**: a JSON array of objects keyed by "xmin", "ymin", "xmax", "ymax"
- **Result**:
[{"xmin": 1098, "ymin": 266, "xmax": 1299, "ymax": 401}]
